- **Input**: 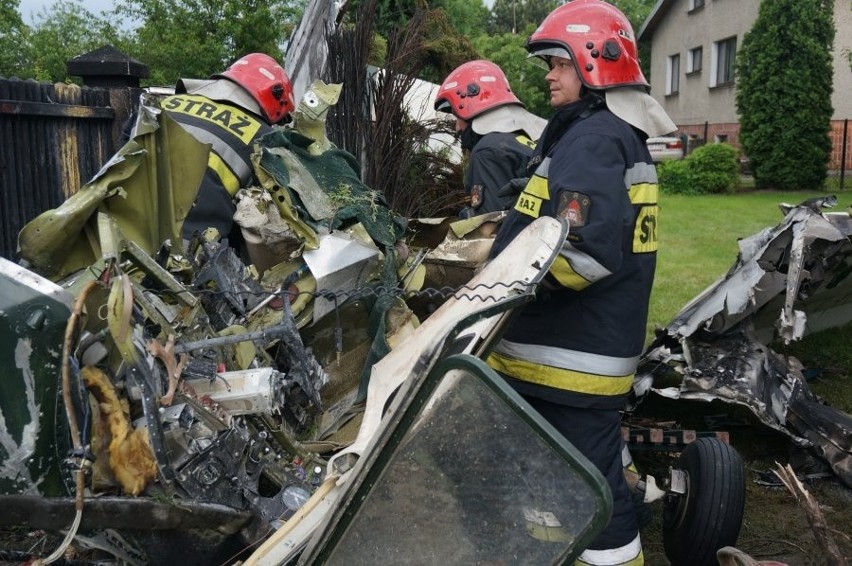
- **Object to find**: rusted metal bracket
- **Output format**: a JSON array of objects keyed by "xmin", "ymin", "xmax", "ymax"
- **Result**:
[{"xmin": 623, "ymin": 426, "xmax": 730, "ymax": 451}]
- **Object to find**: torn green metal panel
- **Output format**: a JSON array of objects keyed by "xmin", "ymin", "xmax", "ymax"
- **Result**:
[
  {"xmin": 292, "ymin": 80, "xmax": 342, "ymax": 156},
  {"xmin": 256, "ymin": 130, "xmax": 407, "ymax": 249},
  {"xmin": 265, "ymin": 142, "xmax": 336, "ymax": 221},
  {"xmin": 0, "ymin": 257, "xmax": 73, "ymax": 496},
  {"xmin": 18, "ymin": 109, "xmax": 209, "ymax": 280},
  {"xmin": 254, "ymin": 151, "xmax": 321, "ymax": 251}
]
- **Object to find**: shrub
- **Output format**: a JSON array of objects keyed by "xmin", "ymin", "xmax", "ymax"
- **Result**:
[
  {"xmin": 657, "ymin": 159, "xmax": 697, "ymax": 195},
  {"xmin": 688, "ymin": 143, "xmax": 739, "ymax": 194},
  {"xmin": 658, "ymin": 143, "xmax": 739, "ymax": 195}
]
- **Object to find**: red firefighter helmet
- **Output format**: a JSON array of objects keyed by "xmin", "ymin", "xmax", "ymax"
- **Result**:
[
  {"xmin": 526, "ymin": 0, "xmax": 648, "ymax": 90},
  {"xmin": 434, "ymin": 60, "xmax": 523, "ymax": 121},
  {"xmin": 212, "ymin": 53, "xmax": 295, "ymax": 123}
]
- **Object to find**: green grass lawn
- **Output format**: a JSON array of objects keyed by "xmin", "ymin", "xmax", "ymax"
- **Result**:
[{"xmin": 647, "ymin": 190, "xmax": 844, "ymax": 340}]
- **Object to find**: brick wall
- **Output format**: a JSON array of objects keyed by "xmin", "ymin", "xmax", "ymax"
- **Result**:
[{"xmin": 674, "ymin": 120, "xmax": 851, "ymax": 172}]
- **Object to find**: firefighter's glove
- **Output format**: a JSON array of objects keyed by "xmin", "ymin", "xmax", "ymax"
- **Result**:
[
  {"xmin": 458, "ymin": 206, "xmax": 475, "ymax": 219},
  {"xmin": 497, "ymin": 177, "xmax": 529, "ymax": 198}
]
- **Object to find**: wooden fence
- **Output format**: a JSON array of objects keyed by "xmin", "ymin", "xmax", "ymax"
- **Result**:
[{"xmin": 0, "ymin": 78, "xmax": 128, "ymax": 261}]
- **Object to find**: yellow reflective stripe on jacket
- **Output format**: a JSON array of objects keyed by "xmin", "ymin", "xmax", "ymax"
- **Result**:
[
  {"xmin": 627, "ymin": 174, "xmax": 659, "ymax": 253},
  {"xmin": 487, "ymin": 352, "xmax": 634, "ymax": 396},
  {"xmin": 166, "ymin": 118, "xmax": 255, "ymax": 185},
  {"xmin": 515, "ymin": 134, "xmax": 536, "ymax": 149},
  {"xmin": 633, "ymin": 205, "xmax": 658, "ymax": 253},
  {"xmin": 513, "ymin": 174, "xmax": 549, "ymax": 218},
  {"xmin": 162, "ymin": 94, "xmax": 263, "ymax": 144},
  {"xmin": 525, "ymin": 175, "xmax": 550, "ymax": 199},
  {"xmin": 550, "ymin": 256, "xmax": 592, "ymax": 290},
  {"xmin": 628, "ymin": 183, "xmax": 658, "ymax": 205},
  {"xmin": 208, "ymin": 153, "xmax": 241, "ymax": 196},
  {"xmin": 514, "ymin": 193, "xmax": 543, "ymax": 217}
]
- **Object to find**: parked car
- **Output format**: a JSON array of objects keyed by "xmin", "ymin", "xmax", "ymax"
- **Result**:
[{"xmin": 647, "ymin": 135, "xmax": 685, "ymax": 163}]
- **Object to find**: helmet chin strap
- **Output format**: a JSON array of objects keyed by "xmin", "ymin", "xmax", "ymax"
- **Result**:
[
  {"xmin": 582, "ymin": 88, "xmax": 605, "ymax": 106},
  {"xmin": 459, "ymin": 125, "xmax": 482, "ymax": 152}
]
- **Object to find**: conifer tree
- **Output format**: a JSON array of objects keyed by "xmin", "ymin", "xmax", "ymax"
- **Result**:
[{"xmin": 735, "ymin": 0, "xmax": 835, "ymax": 190}]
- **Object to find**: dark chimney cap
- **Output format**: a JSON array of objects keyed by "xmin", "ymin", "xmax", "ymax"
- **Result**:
[{"xmin": 67, "ymin": 45, "xmax": 149, "ymax": 87}]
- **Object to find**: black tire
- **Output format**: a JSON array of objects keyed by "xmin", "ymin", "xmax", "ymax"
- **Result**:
[{"xmin": 663, "ymin": 438, "xmax": 745, "ymax": 566}]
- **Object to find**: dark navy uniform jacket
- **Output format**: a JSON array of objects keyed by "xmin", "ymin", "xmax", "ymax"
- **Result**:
[
  {"xmin": 466, "ymin": 132, "xmax": 536, "ymax": 214},
  {"xmin": 161, "ymin": 93, "xmax": 272, "ymax": 240},
  {"xmin": 488, "ymin": 102, "xmax": 659, "ymax": 410}
]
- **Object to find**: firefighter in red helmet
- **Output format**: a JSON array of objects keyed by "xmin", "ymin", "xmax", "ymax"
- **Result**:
[
  {"xmin": 159, "ymin": 53, "xmax": 295, "ymax": 243},
  {"xmin": 486, "ymin": 2, "xmax": 676, "ymax": 565},
  {"xmin": 435, "ymin": 60, "xmax": 546, "ymax": 217}
]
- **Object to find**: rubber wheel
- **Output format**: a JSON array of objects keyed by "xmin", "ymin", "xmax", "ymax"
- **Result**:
[{"xmin": 663, "ymin": 438, "xmax": 745, "ymax": 566}]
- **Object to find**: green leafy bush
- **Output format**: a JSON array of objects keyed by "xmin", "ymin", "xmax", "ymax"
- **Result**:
[
  {"xmin": 688, "ymin": 143, "xmax": 739, "ymax": 194},
  {"xmin": 658, "ymin": 143, "xmax": 739, "ymax": 195},
  {"xmin": 657, "ymin": 159, "xmax": 697, "ymax": 195}
]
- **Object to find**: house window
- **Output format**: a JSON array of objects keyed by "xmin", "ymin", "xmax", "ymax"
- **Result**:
[
  {"xmin": 687, "ymin": 46, "xmax": 703, "ymax": 74},
  {"xmin": 711, "ymin": 36, "xmax": 737, "ymax": 86},
  {"xmin": 689, "ymin": 0, "xmax": 705, "ymax": 11},
  {"xmin": 666, "ymin": 54, "xmax": 680, "ymax": 95}
]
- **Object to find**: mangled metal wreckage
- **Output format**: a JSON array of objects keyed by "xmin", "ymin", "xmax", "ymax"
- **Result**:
[
  {"xmin": 0, "ymin": 87, "xmax": 613, "ymax": 564},
  {"xmin": 2, "ymin": 76, "xmax": 851, "ymax": 564},
  {"xmin": 637, "ymin": 198, "xmax": 852, "ymax": 488}
]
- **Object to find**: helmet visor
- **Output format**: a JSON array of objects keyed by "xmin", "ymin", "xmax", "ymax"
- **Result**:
[
  {"xmin": 435, "ymin": 98, "xmax": 452, "ymax": 113},
  {"xmin": 526, "ymin": 46, "xmax": 572, "ymax": 70}
]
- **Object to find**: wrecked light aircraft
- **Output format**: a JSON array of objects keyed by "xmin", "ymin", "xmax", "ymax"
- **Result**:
[
  {"xmin": 2, "ymin": 74, "xmax": 751, "ymax": 564},
  {"xmin": 0, "ymin": 73, "xmax": 620, "ymax": 564},
  {"xmin": 636, "ymin": 197, "xmax": 852, "ymax": 488}
]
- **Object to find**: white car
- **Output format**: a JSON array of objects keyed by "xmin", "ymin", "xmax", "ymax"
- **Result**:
[{"xmin": 647, "ymin": 135, "xmax": 685, "ymax": 163}]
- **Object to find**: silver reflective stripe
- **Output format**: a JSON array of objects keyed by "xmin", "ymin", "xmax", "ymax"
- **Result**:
[
  {"xmin": 621, "ymin": 443, "xmax": 634, "ymax": 467},
  {"xmin": 536, "ymin": 155, "xmax": 551, "ymax": 177},
  {"xmin": 577, "ymin": 533, "xmax": 642, "ymax": 565},
  {"xmin": 623, "ymin": 162, "xmax": 658, "ymax": 187},
  {"xmin": 559, "ymin": 242, "xmax": 612, "ymax": 282},
  {"xmin": 493, "ymin": 339, "xmax": 639, "ymax": 376},
  {"xmin": 173, "ymin": 123, "xmax": 252, "ymax": 181}
]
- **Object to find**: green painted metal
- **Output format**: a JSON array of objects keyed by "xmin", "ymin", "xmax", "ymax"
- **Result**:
[{"xmin": 0, "ymin": 257, "xmax": 74, "ymax": 496}]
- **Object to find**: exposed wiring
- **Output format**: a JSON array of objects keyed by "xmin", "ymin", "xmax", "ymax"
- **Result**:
[
  {"xmin": 151, "ymin": 278, "xmax": 531, "ymax": 305},
  {"xmin": 46, "ymin": 277, "xmax": 102, "ymax": 564},
  {"xmin": 34, "ymin": 507, "xmax": 82, "ymax": 565}
]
